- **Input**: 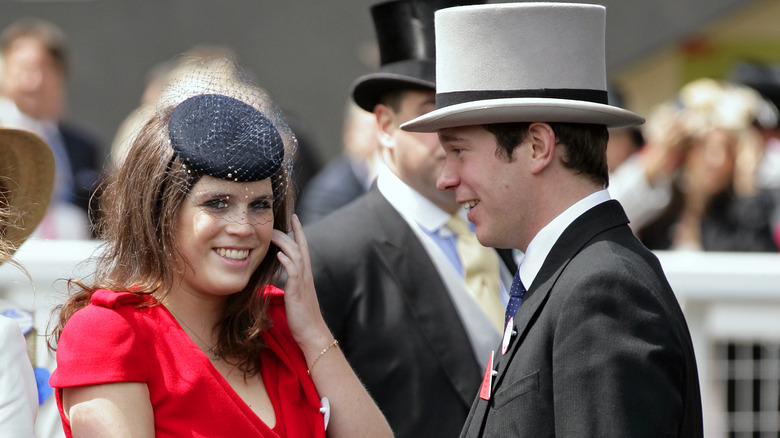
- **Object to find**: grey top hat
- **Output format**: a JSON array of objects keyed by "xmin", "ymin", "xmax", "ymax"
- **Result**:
[
  {"xmin": 402, "ymin": 3, "xmax": 645, "ymax": 131},
  {"xmin": 350, "ymin": 0, "xmax": 486, "ymax": 112}
]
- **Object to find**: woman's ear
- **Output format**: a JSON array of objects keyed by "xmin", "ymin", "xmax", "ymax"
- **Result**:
[{"xmin": 527, "ymin": 122, "xmax": 556, "ymax": 174}]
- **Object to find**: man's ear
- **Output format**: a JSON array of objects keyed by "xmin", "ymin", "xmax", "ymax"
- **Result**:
[
  {"xmin": 527, "ymin": 122, "xmax": 556, "ymax": 174},
  {"xmin": 374, "ymin": 104, "xmax": 397, "ymax": 148}
]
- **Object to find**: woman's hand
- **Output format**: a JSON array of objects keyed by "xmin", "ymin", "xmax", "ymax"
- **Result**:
[
  {"xmin": 271, "ymin": 214, "xmax": 332, "ymax": 354},
  {"xmin": 272, "ymin": 214, "xmax": 394, "ymax": 438}
]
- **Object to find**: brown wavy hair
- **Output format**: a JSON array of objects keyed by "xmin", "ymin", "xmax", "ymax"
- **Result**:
[{"xmin": 50, "ymin": 109, "xmax": 295, "ymax": 376}]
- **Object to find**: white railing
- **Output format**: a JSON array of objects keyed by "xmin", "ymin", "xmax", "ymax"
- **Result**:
[
  {"xmin": 658, "ymin": 250, "xmax": 780, "ymax": 437},
  {"xmin": 1, "ymin": 241, "xmax": 778, "ymax": 437},
  {"xmin": 0, "ymin": 239, "xmax": 100, "ymax": 317}
]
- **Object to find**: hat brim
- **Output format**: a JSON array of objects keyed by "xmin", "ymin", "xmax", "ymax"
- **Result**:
[
  {"xmin": 0, "ymin": 129, "xmax": 55, "ymax": 257},
  {"xmin": 351, "ymin": 73, "xmax": 435, "ymax": 112},
  {"xmin": 401, "ymin": 98, "xmax": 645, "ymax": 132}
]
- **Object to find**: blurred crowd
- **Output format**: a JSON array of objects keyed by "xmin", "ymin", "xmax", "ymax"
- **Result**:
[
  {"xmin": 610, "ymin": 69, "xmax": 780, "ymax": 253},
  {"xmin": 1, "ymin": 17, "xmax": 778, "ymax": 254},
  {"xmin": 2, "ymin": 18, "xmax": 778, "ymax": 254},
  {"xmin": 0, "ymin": 20, "xmax": 324, "ymax": 242}
]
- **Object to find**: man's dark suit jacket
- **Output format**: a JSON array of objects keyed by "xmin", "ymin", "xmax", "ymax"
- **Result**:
[
  {"xmin": 460, "ymin": 200, "xmax": 703, "ymax": 437},
  {"xmin": 297, "ymin": 156, "xmax": 367, "ymax": 225},
  {"xmin": 306, "ymin": 186, "xmax": 514, "ymax": 438},
  {"xmin": 60, "ymin": 124, "xmax": 102, "ymax": 217}
]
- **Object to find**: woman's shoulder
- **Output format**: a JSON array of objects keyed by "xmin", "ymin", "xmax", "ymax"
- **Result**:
[
  {"xmin": 65, "ymin": 289, "xmax": 159, "ymax": 333},
  {"xmin": 90, "ymin": 289, "xmax": 155, "ymax": 308},
  {"xmin": 52, "ymin": 290, "xmax": 157, "ymax": 387}
]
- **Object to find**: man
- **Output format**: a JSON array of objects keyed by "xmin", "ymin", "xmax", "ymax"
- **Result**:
[
  {"xmin": 0, "ymin": 18, "xmax": 102, "ymax": 237},
  {"xmin": 402, "ymin": 3, "xmax": 703, "ymax": 436},
  {"xmin": 297, "ymin": 100, "xmax": 380, "ymax": 225},
  {"xmin": 304, "ymin": 1, "xmax": 515, "ymax": 437}
]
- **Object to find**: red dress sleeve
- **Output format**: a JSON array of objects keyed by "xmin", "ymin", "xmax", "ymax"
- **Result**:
[{"xmin": 50, "ymin": 290, "xmax": 152, "ymax": 388}]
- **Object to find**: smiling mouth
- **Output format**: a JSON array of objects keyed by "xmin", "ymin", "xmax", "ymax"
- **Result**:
[
  {"xmin": 215, "ymin": 248, "xmax": 250, "ymax": 260},
  {"xmin": 464, "ymin": 200, "xmax": 478, "ymax": 211}
]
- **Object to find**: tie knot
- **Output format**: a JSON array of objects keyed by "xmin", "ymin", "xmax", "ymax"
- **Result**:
[
  {"xmin": 510, "ymin": 273, "xmax": 526, "ymax": 297},
  {"xmin": 505, "ymin": 272, "xmax": 527, "ymax": 327}
]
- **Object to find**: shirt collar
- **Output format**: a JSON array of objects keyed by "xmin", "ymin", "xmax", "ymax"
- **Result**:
[
  {"xmin": 376, "ymin": 160, "xmax": 454, "ymax": 233},
  {"xmin": 518, "ymin": 189, "xmax": 611, "ymax": 288}
]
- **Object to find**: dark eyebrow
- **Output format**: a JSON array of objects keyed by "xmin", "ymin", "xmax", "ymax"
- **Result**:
[
  {"xmin": 416, "ymin": 96, "xmax": 436, "ymax": 111},
  {"xmin": 249, "ymin": 193, "xmax": 274, "ymax": 203},
  {"xmin": 193, "ymin": 189, "xmax": 273, "ymax": 201},
  {"xmin": 438, "ymin": 132, "xmax": 464, "ymax": 143},
  {"xmin": 191, "ymin": 190, "xmax": 228, "ymax": 199}
]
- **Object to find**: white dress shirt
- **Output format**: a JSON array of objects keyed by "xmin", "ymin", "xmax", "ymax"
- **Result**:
[{"xmin": 517, "ymin": 190, "xmax": 611, "ymax": 289}]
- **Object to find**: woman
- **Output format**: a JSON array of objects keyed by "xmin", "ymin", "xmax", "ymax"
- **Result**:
[
  {"xmin": 0, "ymin": 127, "xmax": 55, "ymax": 437},
  {"xmin": 49, "ymin": 58, "xmax": 392, "ymax": 437},
  {"xmin": 639, "ymin": 78, "xmax": 780, "ymax": 252}
]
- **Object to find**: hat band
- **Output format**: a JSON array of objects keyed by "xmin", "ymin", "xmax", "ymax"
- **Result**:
[{"xmin": 436, "ymin": 88, "xmax": 608, "ymax": 108}]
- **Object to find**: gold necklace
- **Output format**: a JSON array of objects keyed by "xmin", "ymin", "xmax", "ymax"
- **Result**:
[{"xmin": 166, "ymin": 306, "xmax": 220, "ymax": 361}]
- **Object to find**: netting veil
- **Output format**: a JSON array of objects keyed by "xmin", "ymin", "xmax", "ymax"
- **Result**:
[{"xmin": 155, "ymin": 56, "xmax": 297, "ymax": 226}]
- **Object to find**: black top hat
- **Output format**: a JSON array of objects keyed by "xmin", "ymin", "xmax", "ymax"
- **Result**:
[{"xmin": 351, "ymin": 0, "xmax": 485, "ymax": 112}]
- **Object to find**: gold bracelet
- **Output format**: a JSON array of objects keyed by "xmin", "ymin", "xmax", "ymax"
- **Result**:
[{"xmin": 307, "ymin": 339, "xmax": 338, "ymax": 375}]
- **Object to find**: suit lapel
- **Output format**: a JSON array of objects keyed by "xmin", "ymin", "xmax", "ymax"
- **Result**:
[
  {"xmin": 494, "ymin": 200, "xmax": 630, "ymax": 379},
  {"xmin": 367, "ymin": 191, "xmax": 482, "ymax": 407}
]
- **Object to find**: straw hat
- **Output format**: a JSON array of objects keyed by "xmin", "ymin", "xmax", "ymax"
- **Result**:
[
  {"xmin": 402, "ymin": 3, "xmax": 645, "ymax": 132},
  {"xmin": 0, "ymin": 128, "xmax": 55, "ymax": 255}
]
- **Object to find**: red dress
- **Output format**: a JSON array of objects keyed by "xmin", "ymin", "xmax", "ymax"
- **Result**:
[{"xmin": 50, "ymin": 286, "xmax": 326, "ymax": 438}]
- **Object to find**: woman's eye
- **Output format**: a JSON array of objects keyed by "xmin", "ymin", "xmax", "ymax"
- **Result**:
[
  {"xmin": 202, "ymin": 198, "xmax": 228, "ymax": 210},
  {"xmin": 250, "ymin": 200, "xmax": 272, "ymax": 211}
]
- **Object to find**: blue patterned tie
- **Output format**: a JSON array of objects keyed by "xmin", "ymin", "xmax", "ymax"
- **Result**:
[{"xmin": 504, "ymin": 272, "xmax": 526, "ymax": 327}]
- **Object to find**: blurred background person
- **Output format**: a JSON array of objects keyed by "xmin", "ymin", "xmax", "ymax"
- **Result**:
[
  {"xmin": 730, "ymin": 61, "xmax": 780, "ymax": 248},
  {"xmin": 0, "ymin": 18, "xmax": 103, "ymax": 239},
  {"xmin": 607, "ymin": 85, "xmax": 681, "ymax": 232},
  {"xmin": 607, "ymin": 125, "xmax": 644, "ymax": 173},
  {"xmin": 609, "ymin": 106, "xmax": 688, "ymax": 232},
  {"xmin": 109, "ymin": 44, "xmax": 240, "ymax": 169},
  {"xmin": 108, "ymin": 59, "xmax": 179, "ymax": 169},
  {"xmin": 297, "ymin": 99, "xmax": 380, "ymax": 225},
  {"xmin": 730, "ymin": 60, "xmax": 780, "ymax": 191},
  {"xmin": 0, "ymin": 128, "xmax": 55, "ymax": 437},
  {"xmin": 638, "ymin": 78, "xmax": 780, "ymax": 252},
  {"xmin": 606, "ymin": 86, "xmax": 645, "ymax": 173},
  {"xmin": 107, "ymin": 45, "xmax": 322, "ymax": 205}
]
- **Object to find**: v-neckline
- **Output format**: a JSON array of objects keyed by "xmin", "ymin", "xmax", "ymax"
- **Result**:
[{"xmin": 160, "ymin": 304, "xmax": 281, "ymax": 434}]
